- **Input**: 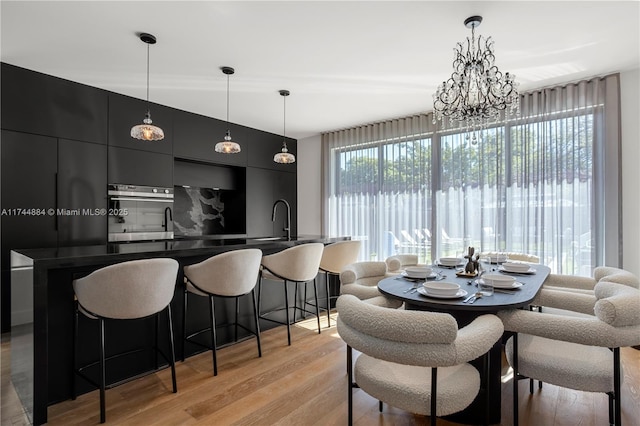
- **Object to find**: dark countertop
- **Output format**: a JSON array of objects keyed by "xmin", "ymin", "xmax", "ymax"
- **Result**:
[{"xmin": 12, "ymin": 235, "xmax": 348, "ymax": 268}]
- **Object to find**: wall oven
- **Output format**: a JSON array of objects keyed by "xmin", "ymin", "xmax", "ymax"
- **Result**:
[{"xmin": 108, "ymin": 184, "xmax": 174, "ymax": 242}]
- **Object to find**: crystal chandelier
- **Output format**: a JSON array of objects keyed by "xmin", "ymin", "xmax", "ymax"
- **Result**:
[
  {"xmin": 215, "ymin": 66, "xmax": 241, "ymax": 154},
  {"xmin": 433, "ymin": 16, "xmax": 519, "ymax": 144},
  {"xmin": 274, "ymin": 90, "xmax": 295, "ymax": 164},
  {"xmin": 131, "ymin": 33, "xmax": 164, "ymax": 141}
]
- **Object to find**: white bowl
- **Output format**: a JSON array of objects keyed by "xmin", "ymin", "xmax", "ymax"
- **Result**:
[
  {"xmin": 439, "ymin": 257, "xmax": 461, "ymax": 266},
  {"xmin": 502, "ymin": 262, "xmax": 530, "ymax": 273},
  {"xmin": 423, "ymin": 281, "xmax": 460, "ymax": 296},
  {"xmin": 405, "ymin": 266, "xmax": 432, "ymax": 279},
  {"xmin": 482, "ymin": 274, "xmax": 516, "ymax": 288}
]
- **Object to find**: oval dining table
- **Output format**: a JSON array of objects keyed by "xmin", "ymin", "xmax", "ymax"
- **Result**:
[{"xmin": 377, "ymin": 263, "xmax": 551, "ymax": 425}]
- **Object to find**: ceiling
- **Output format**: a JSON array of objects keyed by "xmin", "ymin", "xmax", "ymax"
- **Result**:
[{"xmin": 1, "ymin": 1, "xmax": 639, "ymax": 140}]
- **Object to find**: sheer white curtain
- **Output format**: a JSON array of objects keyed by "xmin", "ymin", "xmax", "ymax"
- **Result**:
[{"xmin": 322, "ymin": 75, "xmax": 621, "ymax": 275}]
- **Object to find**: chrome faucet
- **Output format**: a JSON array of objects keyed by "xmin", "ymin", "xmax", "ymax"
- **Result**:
[{"xmin": 271, "ymin": 199, "xmax": 291, "ymax": 241}]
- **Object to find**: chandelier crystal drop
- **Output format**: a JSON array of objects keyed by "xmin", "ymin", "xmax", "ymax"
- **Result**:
[
  {"xmin": 432, "ymin": 16, "xmax": 520, "ymax": 144},
  {"xmin": 131, "ymin": 33, "xmax": 164, "ymax": 141},
  {"xmin": 274, "ymin": 89, "xmax": 295, "ymax": 164},
  {"xmin": 215, "ymin": 66, "xmax": 241, "ymax": 154}
]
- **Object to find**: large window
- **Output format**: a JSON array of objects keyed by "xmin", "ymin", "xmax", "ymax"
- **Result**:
[{"xmin": 323, "ymin": 76, "xmax": 620, "ymax": 275}]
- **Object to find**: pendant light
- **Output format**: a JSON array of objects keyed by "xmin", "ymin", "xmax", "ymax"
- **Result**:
[
  {"xmin": 130, "ymin": 33, "xmax": 164, "ymax": 141},
  {"xmin": 274, "ymin": 90, "xmax": 295, "ymax": 164},
  {"xmin": 214, "ymin": 66, "xmax": 241, "ymax": 154}
]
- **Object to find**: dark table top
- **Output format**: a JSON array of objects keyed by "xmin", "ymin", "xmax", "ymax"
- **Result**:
[{"xmin": 377, "ymin": 263, "xmax": 551, "ymax": 312}]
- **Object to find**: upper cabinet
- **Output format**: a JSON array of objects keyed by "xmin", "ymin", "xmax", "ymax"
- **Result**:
[
  {"xmin": 246, "ymin": 127, "xmax": 297, "ymax": 172},
  {"xmin": 173, "ymin": 109, "xmax": 248, "ymax": 166},
  {"xmin": 108, "ymin": 93, "xmax": 173, "ymax": 155},
  {"xmin": 0, "ymin": 63, "xmax": 108, "ymax": 144}
]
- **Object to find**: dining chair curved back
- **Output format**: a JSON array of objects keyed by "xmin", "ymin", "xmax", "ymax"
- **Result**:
[
  {"xmin": 337, "ymin": 294, "xmax": 504, "ymax": 426},
  {"xmin": 315, "ymin": 240, "xmax": 362, "ymax": 326},
  {"xmin": 183, "ymin": 249, "xmax": 263, "ymax": 375},
  {"xmin": 385, "ymin": 254, "xmax": 419, "ymax": 273},
  {"xmin": 73, "ymin": 258, "xmax": 179, "ymax": 423},
  {"xmin": 339, "ymin": 261, "xmax": 401, "ymax": 307},
  {"xmin": 499, "ymin": 281, "xmax": 640, "ymax": 426},
  {"xmin": 259, "ymin": 243, "xmax": 325, "ymax": 345}
]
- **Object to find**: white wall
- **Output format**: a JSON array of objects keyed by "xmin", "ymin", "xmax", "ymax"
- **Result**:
[
  {"xmin": 620, "ymin": 68, "xmax": 640, "ymax": 276},
  {"xmin": 296, "ymin": 134, "xmax": 322, "ymax": 235},
  {"xmin": 298, "ymin": 70, "xmax": 640, "ymax": 275}
]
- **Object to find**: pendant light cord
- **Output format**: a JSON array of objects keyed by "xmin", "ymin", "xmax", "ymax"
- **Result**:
[
  {"xmin": 146, "ymin": 42, "xmax": 150, "ymax": 113},
  {"xmin": 226, "ymin": 73, "xmax": 230, "ymax": 124},
  {"xmin": 282, "ymin": 94, "xmax": 287, "ymax": 148}
]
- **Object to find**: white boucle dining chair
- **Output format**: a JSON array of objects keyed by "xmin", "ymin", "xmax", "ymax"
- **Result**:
[
  {"xmin": 183, "ymin": 248, "xmax": 263, "ymax": 376},
  {"xmin": 339, "ymin": 261, "xmax": 401, "ymax": 308},
  {"xmin": 314, "ymin": 240, "xmax": 361, "ymax": 327},
  {"xmin": 72, "ymin": 258, "xmax": 179, "ymax": 424},
  {"xmin": 384, "ymin": 254, "xmax": 419, "ymax": 273},
  {"xmin": 259, "ymin": 243, "xmax": 324, "ymax": 345},
  {"xmin": 499, "ymin": 281, "xmax": 640, "ymax": 426},
  {"xmin": 336, "ymin": 294, "xmax": 504, "ymax": 426}
]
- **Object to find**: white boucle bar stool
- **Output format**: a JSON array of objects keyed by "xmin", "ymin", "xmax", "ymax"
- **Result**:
[
  {"xmin": 72, "ymin": 258, "xmax": 179, "ymax": 424},
  {"xmin": 182, "ymin": 248, "xmax": 263, "ymax": 376},
  {"xmin": 258, "ymin": 243, "xmax": 324, "ymax": 345},
  {"xmin": 314, "ymin": 240, "xmax": 361, "ymax": 327}
]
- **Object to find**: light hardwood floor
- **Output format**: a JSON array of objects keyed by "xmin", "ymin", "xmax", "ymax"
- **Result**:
[{"xmin": 2, "ymin": 315, "xmax": 639, "ymax": 425}]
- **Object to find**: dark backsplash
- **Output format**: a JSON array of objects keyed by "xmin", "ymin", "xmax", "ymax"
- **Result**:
[{"xmin": 174, "ymin": 186, "xmax": 225, "ymax": 236}]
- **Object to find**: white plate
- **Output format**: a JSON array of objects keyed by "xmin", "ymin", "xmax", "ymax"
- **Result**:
[
  {"xmin": 435, "ymin": 260, "xmax": 464, "ymax": 268},
  {"xmin": 401, "ymin": 271, "xmax": 438, "ymax": 280},
  {"xmin": 498, "ymin": 266, "xmax": 536, "ymax": 274},
  {"xmin": 417, "ymin": 287, "xmax": 468, "ymax": 299},
  {"xmin": 477, "ymin": 279, "xmax": 524, "ymax": 289}
]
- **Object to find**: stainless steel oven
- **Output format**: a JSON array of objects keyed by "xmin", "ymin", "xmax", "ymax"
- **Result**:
[{"xmin": 108, "ymin": 184, "xmax": 174, "ymax": 242}]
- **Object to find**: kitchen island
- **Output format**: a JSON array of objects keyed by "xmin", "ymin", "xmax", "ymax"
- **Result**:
[{"xmin": 10, "ymin": 235, "xmax": 348, "ymax": 425}]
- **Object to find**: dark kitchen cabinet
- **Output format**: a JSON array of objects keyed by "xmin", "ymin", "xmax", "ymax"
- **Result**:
[
  {"xmin": 1, "ymin": 63, "xmax": 108, "ymax": 144},
  {"xmin": 247, "ymin": 127, "xmax": 297, "ymax": 173},
  {"xmin": 173, "ymin": 110, "xmax": 247, "ymax": 166},
  {"xmin": 108, "ymin": 146, "xmax": 173, "ymax": 187},
  {"xmin": 246, "ymin": 167, "xmax": 297, "ymax": 238},
  {"xmin": 1, "ymin": 130, "xmax": 58, "ymax": 331},
  {"xmin": 108, "ymin": 93, "xmax": 173, "ymax": 155},
  {"xmin": 57, "ymin": 139, "xmax": 108, "ymax": 246}
]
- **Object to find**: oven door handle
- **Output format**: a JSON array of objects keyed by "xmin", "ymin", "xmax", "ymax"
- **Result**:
[{"xmin": 109, "ymin": 197, "xmax": 174, "ymax": 203}]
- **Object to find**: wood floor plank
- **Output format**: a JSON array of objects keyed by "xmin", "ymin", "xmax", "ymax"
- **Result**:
[{"xmin": 2, "ymin": 315, "xmax": 640, "ymax": 426}]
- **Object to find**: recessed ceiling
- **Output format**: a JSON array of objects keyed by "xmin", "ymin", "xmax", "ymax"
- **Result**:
[{"xmin": 1, "ymin": 1, "xmax": 638, "ymax": 140}]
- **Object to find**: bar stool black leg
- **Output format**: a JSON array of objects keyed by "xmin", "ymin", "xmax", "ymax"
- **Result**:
[
  {"xmin": 182, "ymin": 288, "xmax": 188, "ymax": 362},
  {"xmin": 154, "ymin": 313, "xmax": 159, "ymax": 370},
  {"xmin": 99, "ymin": 318, "xmax": 106, "ymax": 424},
  {"xmin": 251, "ymin": 289, "xmax": 262, "ymax": 357},
  {"xmin": 234, "ymin": 297, "xmax": 240, "ymax": 342},
  {"xmin": 325, "ymin": 272, "xmax": 331, "ymax": 327},
  {"xmin": 166, "ymin": 304, "xmax": 177, "ymax": 393},
  {"xmin": 209, "ymin": 296, "xmax": 218, "ymax": 376},
  {"xmin": 313, "ymin": 278, "xmax": 321, "ymax": 334},
  {"xmin": 284, "ymin": 280, "xmax": 291, "ymax": 346}
]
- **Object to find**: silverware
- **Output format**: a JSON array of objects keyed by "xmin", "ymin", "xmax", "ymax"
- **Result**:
[
  {"xmin": 463, "ymin": 292, "xmax": 481, "ymax": 303},
  {"xmin": 468, "ymin": 293, "xmax": 483, "ymax": 304},
  {"xmin": 403, "ymin": 282, "xmax": 420, "ymax": 293}
]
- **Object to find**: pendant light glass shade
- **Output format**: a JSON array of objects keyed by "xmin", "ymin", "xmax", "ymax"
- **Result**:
[
  {"xmin": 274, "ymin": 90, "xmax": 295, "ymax": 164},
  {"xmin": 131, "ymin": 111, "xmax": 165, "ymax": 141},
  {"xmin": 215, "ymin": 130, "xmax": 241, "ymax": 154},
  {"xmin": 131, "ymin": 33, "xmax": 164, "ymax": 141},
  {"xmin": 215, "ymin": 66, "xmax": 241, "ymax": 153}
]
